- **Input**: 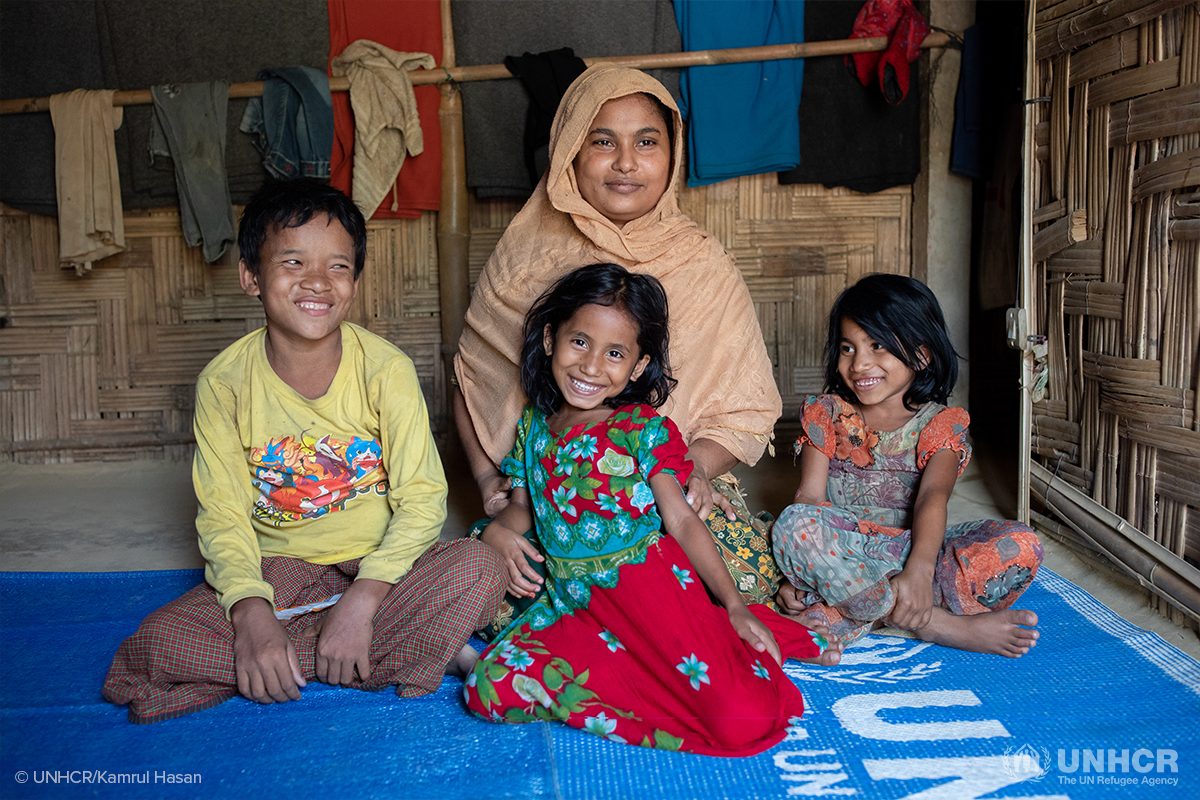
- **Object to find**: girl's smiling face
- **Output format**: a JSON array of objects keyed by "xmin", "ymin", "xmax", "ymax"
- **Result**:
[
  {"xmin": 544, "ymin": 303, "xmax": 651, "ymax": 421},
  {"xmin": 572, "ymin": 94, "xmax": 671, "ymax": 226},
  {"xmin": 837, "ymin": 317, "xmax": 920, "ymax": 417}
]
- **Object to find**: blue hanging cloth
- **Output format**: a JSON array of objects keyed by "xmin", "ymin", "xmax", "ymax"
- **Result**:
[{"xmin": 673, "ymin": 0, "xmax": 805, "ymax": 187}]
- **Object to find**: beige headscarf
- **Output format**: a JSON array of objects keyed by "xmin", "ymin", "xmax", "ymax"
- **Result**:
[{"xmin": 456, "ymin": 64, "xmax": 781, "ymax": 466}]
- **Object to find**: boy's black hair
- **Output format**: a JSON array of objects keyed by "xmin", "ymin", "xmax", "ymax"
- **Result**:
[
  {"xmin": 823, "ymin": 274, "xmax": 960, "ymax": 410},
  {"xmin": 521, "ymin": 263, "xmax": 676, "ymax": 416},
  {"xmin": 237, "ymin": 178, "xmax": 367, "ymax": 277}
]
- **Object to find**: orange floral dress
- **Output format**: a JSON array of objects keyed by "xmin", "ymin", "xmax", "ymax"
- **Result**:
[{"xmin": 772, "ymin": 395, "xmax": 1043, "ymax": 644}]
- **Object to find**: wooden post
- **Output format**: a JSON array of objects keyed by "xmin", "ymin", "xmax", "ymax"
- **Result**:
[{"xmin": 436, "ymin": 0, "xmax": 470, "ymax": 439}]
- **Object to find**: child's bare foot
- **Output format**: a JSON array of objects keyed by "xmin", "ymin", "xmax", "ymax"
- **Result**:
[
  {"xmin": 915, "ymin": 608, "xmax": 1039, "ymax": 657},
  {"xmin": 779, "ymin": 614, "xmax": 844, "ymax": 666},
  {"xmin": 799, "ymin": 640, "xmax": 843, "ymax": 666},
  {"xmin": 445, "ymin": 644, "xmax": 479, "ymax": 677}
]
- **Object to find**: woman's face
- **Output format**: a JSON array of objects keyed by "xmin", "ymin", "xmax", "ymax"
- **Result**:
[{"xmin": 572, "ymin": 94, "xmax": 671, "ymax": 226}]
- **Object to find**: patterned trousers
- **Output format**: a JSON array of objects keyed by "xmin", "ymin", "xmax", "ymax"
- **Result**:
[
  {"xmin": 772, "ymin": 504, "xmax": 1043, "ymax": 644},
  {"xmin": 103, "ymin": 538, "xmax": 504, "ymax": 724}
]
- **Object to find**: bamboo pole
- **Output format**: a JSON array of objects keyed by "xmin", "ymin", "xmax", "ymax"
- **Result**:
[
  {"xmin": 0, "ymin": 33, "xmax": 953, "ymax": 115},
  {"xmin": 1018, "ymin": 0, "xmax": 1038, "ymax": 524},
  {"xmin": 436, "ymin": 0, "xmax": 470, "ymax": 437}
]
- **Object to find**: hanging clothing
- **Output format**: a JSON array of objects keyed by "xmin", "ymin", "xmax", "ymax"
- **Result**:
[
  {"xmin": 951, "ymin": 25, "xmax": 985, "ymax": 180},
  {"xmin": 464, "ymin": 405, "xmax": 824, "ymax": 756},
  {"xmin": 330, "ymin": 41, "xmax": 434, "ymax": 220},
  {"xmin": 149, "ymin": 82, "xmax": 236, "ymax": 263},
  {"xmin": 778, "ymin": 0, "xmax": 920, "ymax": 193},
  {"xmin": 48, "ymin": 89, "xmax": 126, "ymax": 274},
  {"xmin": 848, "ymin": 0, "xmax": 930, "ymax": 104},
  {"xmin": 240, "ymin": 66, "xmax": 334, "ymax": 180},
  {"xmin": 673, "ymin": 0, "xmax": 805, "ymax": 186},
  {"xmin": 451, "ymin": 0, "xmax": 681, "ymax": 198},
  {"xmin": 503, "ymin": 48, "xmax": 588, "ymax": 188},
  {"xmin": 455, "ymin": 64, "xmax": 781, "ymax": 471},
  {"xmin": 327, "ymin": 0, "xmax": 441, "ymax": 219}
]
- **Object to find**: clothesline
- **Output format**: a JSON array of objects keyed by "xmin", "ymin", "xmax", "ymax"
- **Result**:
[{"xmin": 0, "ymin": 32, "xmax": 952, "ymax": 115}]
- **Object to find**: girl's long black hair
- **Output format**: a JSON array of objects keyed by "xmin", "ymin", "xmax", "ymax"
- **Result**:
[
  {"xmin": 823, "ymin": 274, "xmax": 960, "ymax": 410},
  {"xmin": 521, "ymin": 263, "xmax": 676, "ymax": 416}
]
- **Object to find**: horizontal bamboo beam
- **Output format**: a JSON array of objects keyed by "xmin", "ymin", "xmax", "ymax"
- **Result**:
[{"xmin": 0, "ymin": 33, "xmax": 952, "ymax": 116}]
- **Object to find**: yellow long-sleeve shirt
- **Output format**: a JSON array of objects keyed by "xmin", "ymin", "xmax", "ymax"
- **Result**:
[{"xmin": 192, "ymin": 322, "xmax": 447, "ymax": 615}]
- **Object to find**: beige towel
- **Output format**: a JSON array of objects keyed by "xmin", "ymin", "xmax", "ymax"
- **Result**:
[
  {"xmin": 330, "ymin": 40, "xmax": 434, "ymax": 219},
  {"xmin": 48, "ymin": 89, "xmax": 125, "ymax": 275}
]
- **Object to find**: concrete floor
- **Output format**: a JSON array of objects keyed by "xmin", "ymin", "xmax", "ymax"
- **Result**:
[{"xmin": 2, "ymin": 441, "xmax": 1198, "ymax": 660}]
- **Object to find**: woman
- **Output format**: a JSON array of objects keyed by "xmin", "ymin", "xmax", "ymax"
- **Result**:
[{"xmin": 455, "ymin": 64, "xmax": 783, "ymax": 636}]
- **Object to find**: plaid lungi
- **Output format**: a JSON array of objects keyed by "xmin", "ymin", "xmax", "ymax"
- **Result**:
[{"xmin": 103, "ymin": 538, "xmax": 503, "ymax": 724}]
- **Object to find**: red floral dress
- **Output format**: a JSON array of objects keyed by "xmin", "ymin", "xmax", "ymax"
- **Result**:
[{"xmin": 463, "ymin": 404, "xmax": 826, "ymax": 757}]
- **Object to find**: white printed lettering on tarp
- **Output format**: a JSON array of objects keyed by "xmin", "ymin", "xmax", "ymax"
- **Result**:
[
  {"xmin": 774, "ymin": 751, "xmax": 858, "ymax": 797},
  {"xmin": 832, "ymin": 690, "xmax": 1010, "ymax": 742}
]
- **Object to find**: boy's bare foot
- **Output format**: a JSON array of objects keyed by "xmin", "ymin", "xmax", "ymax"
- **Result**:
[
  {"xmin": 445, "ymin": 644, "xmax": 479, "ymax": 677},
  {"xmin": 915, "ymin": 608, "xmax": 1039, "ymax": 657}
]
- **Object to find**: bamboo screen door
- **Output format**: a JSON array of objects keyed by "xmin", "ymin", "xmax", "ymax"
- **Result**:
[{"xmin": 1018, "ymin": 0, "xmax": 1200, "ymax": 623}]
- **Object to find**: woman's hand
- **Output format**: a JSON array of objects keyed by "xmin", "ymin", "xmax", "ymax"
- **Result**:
[
  {"xmin": 480, "ymin": 521, "xmax": 544, "ymax": 598},
  {"xmin": 887, "ymin": 566, "xmax": 934, "ymax": 631},
  {"xmin": 775, "ymin": 582, "xmax": 808, "ymax": 616},
  {"xmin": 478, "ymin": 471, "xmax": 512, "ymax": 518},
  {"xmin": 683, "ymin": 467, "xmax": 735, "ymax": 521},
  {"xmin": 728, "ymin": 605, "xmax": 782, "ymax": 665}
]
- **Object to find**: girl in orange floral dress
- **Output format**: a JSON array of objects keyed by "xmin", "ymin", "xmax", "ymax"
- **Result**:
[{"xmin": 773, "ymin": 275, "xmax": 1044, "ymax": 657}]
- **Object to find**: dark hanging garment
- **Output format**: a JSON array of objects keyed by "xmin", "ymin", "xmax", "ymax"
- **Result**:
[
  {"xmin": 778, "ymin": 0, "xmax": 920, "ymax": 194},
  {"xmin": 503, "ymin": 48, "xmax": 588, "ymax": 188},
  {"xmin": 452, "ymin": 0, "xmax": 681, "ymax": 198}
]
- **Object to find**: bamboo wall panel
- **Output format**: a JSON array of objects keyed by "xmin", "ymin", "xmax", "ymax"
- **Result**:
[
  {"xmin": 2, "ymin": 174, "xmax": 910, "ymax": 462},
  {"xmin": 1030, "ymin": 0, "xmax": 1200, "ymax": 602}
]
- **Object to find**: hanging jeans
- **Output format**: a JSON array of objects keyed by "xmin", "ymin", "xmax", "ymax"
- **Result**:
[{"xmin": 240, "ymin": 66, "xmax": 333, "ymax": 180}]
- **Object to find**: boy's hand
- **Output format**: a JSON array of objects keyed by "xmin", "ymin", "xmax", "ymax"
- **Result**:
[
  {"xmin": 775, "ymin": 582, "xmax": 808, "ymax": 616},
  {"xmin": 728, "ymin": 605, "xmax": 782, "ymax": 665},
  {"xmin": 231, "ymin": 597, "xmax": 306, "ymax": 704},
  {"xmin": 303, "ymin": 579, "xmax": 390, "ymax": 685},
  {"xmin": 480, "ymin": 521, "xmax": 544, "ymax": 598},
  {"xmin": 887, "ymin": 567, "xmax": 934, "ymax": 631}
]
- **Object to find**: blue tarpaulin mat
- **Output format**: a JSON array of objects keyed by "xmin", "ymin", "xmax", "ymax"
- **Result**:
[{"xmin": 2, "ymin": 567, "xmax": 1197, "ymax": 799}]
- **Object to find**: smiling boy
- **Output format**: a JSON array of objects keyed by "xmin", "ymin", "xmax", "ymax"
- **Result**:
[{"xmin": 103, "ymin": 180, "xmax": 504, "ymax": 723}]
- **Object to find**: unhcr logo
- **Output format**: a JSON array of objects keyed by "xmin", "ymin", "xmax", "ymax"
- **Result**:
[{"xmin": 1002, "ymin": 743, "xmax": 1051, "ymax": 782}]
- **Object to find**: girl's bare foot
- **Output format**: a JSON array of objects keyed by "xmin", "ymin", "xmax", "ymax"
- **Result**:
[
  {"xmin": 798, "ymin": 641, "xmax": 844, "ymax": 666},
  {"xmin": 915, "ymin": 608, "xmax": 1039, "ymax": 657},
  {"xmin": 779, "ymin": 614, "xmax": 845, "ymax": 666},
  {"xmin": 445, "ymin": 644, "xmax": 479, "ymax": 677}
]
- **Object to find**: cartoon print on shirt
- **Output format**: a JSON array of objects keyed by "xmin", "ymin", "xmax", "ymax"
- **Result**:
[{"xmin": 250, "ymin": 431, "xmax": 387, "ymax": 525}]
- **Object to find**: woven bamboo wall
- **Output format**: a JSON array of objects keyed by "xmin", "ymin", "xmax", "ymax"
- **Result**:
[
  {"xmin": 1, "ymin": 175, "xmax": 910, "ymax": 463},
  {"xmin": 1030, "ymin": 0, "xmax": 1200, "ymax": 573}
]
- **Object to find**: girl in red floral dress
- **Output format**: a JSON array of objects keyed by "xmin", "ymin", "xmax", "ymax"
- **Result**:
[
  {"xmin": 463, "ymin": 263, "xmax": 829, "ymax": 756},
  {"xmin": 773, "ymin": 274, "xmax": 1043, "ymax": 656}
]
